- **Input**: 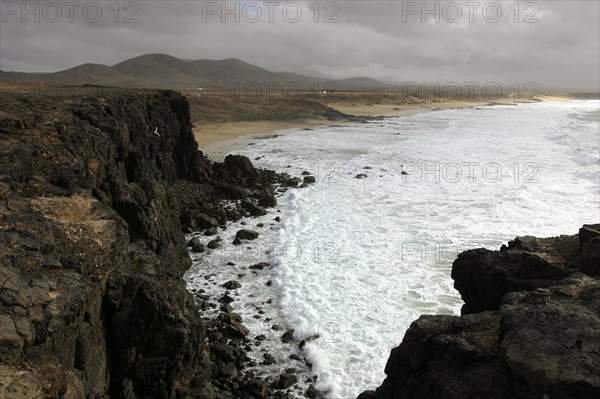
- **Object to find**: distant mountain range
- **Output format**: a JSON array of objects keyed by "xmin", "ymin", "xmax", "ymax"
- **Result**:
[{"xmin": 0, "ymin": 53, "xmax": 390, "ymax": 90}]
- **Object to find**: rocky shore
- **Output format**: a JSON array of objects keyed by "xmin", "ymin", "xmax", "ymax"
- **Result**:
[
  {"xmin": 2, "ymin": 88, "xmax": 598, "ymax": 399},
  {"xmin": 0, "ymin": 88, "xmax": 314, "ymax": 398},
  {"xmin": 358, "ymin": 224, "xmax": 600, "ymax": 399}
]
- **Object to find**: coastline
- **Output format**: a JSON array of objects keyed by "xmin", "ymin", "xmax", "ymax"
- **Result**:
[
  {"xmin": 1, "ymin": 87, "xmax": 597, "ymax": 399},
  {"xmin": 189, "ymin": 95, "xmax": 596, "ymax": 397},
  {"xmin": 194, "ymin": 99, "xmax": 494, "ymax": 161},
  {"xmin": 193, "ymin": 96, "xmax": 573, "ymax": 160},
  {"xmin": 0, "ymin": 89, "xmax": 317, "ymax": 398}
]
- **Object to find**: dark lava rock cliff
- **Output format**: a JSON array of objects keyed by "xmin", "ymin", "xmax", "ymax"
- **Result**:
[
  {"xmin": 0, "ymin": 89, "xmax": 282, "ymax": 398},
  {"xmin": 358, "ymin": 224, "xmax": 600, "ymax": 399}
]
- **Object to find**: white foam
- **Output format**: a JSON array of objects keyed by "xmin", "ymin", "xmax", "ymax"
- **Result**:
[{"xmin": 188, "ymin": 100, "xmax": 600, "ymax": 398}]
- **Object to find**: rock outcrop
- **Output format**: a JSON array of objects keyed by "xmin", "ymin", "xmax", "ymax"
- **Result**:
[
  {"xmin": 359, "ymin": 224, "xmax": 600, "ymax": 399},
  {"xmin": 0, "ymin": 89, "xmax": 282, "ymax": 398}
]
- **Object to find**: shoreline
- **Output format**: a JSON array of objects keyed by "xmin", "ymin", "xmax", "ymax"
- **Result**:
[
  {"xmin": 193, "ymin": 96, "xmax": 574, "ymax": 161},
  {"xmin": 194, "ymin": 100, "xmax": 493, "ymax": 161},
  {"xmin": 2, "ymin": 87, "xmax": 596, "ymax": 399}
]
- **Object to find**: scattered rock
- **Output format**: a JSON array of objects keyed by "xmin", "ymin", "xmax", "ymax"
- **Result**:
[
  {"xmin": 250, "ymin": 262, "xmax": 270, "ymax": 270},
  {"xmin": 281, "ymin": 329, "xmax": 295, "ymax": 343},
  {"xmin": 303, "ymin": 175, "xmax": 316, "ymax": 184},
  {"xmin": 306, "ymin": 385, "xmax": 319, "ymax": 398},
  {"xmin": 197, "ymin": 213, "xmax": 219, "ymax": 229},
  {"xmin": 258, "ymin": 195, "xmax": 277, "ymax": 207},
  {"xmin": 241, "ymin": 200, "xmax": 267, "ymax": 216},
  {"xmin": 218, "ymin": 363, "xmax": 238, "ymax": 380},
  {"xmin": 284, "ymin": 177, "xmax": 301, "ymax": 187},
  {"xmin": 276, "ymin": 373, "xmax": 298, "ymax": 389},
  {"xmin": 222, "ymin": 280, "xmax": 242, "ymax": 290},
  {"xmin": 188, "ymin": 237, "xmax": 205, "ymax": 253},
  {"xmin": 227, "ymin": 318, "xmax": 249, "ymax": 339},
  {"xmin": 299, "ymin": 334, "xmax": 320, "ymax": 349},
  {"xmin": 243, "ymin": 380, "xmax": 269, "ymax": 398},
  {"xmin": 236, "ymin": 229, "xmax": 259, "ymax": 240},
  {"xmin": 263, "ymin": 353, "xmax": 276, "ymax": 365},
  {"xmin": 219, "ymin": 294, "xmax": 235, "ymax": 304},
  {"xmin": 203, "ymin": 227, "xmax": 217, "ymax": 236}
]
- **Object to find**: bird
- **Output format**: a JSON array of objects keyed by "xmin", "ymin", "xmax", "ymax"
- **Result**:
[{"xmin": 153, "ymin": 127, "xmax": 160, "ymax": 137}]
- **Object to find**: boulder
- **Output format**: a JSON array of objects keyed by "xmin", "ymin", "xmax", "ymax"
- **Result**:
[
  {"xmin": 303, "ymin": 175, "xmax": 316, "ymax": 184},
  {"xmin": 197, "ymin": 213, "xmax": 219, "ymax": 229},
  {"xmin": 241, "ymin": 200, "xmax": 267, "ymax": 216},
  {"xmin": 223, "ymin": 154, "xmax": 258, "ymax": 180},
  {"xmin": 188, "ymin": 237, "xmax": 205, "ymax": 253},
  {"xmin": 263, "ymin": 353, "xmax": 276, "ymax": 365},
  {"xmin": 284, "ymin": 177, "xmax": 301, "ymax": 187},
  {"xmin": 236, "ymin": 229, "xmax": 259, "ymax": 240},
  {"xmin": 258, "ymin": 194, "xmax": 277, "ymax": 207},
  {"xmin": 222, "ymin": 280, "xmax": 242, "ymax": 290},
  {"xmin": 243, "ymin": 379, "xmax": 269, "ymax": 398},
  {"xmin": 227, "ymin": 319, "xmax": 249, "ymax": 339},
  {"xmin": 249, "ymin": 262, "xmax": 270, "ymax": 270},
  {"xmin": 281, "ymin": 329, "xmax": 295, "ymax": 343},
  {"xmin": 452, "ymin": 234, "xmax": 579, "ymax": 314},
  {"xmin": 276, "ymin": 373, "xmax": 298, "ymax": 389}
]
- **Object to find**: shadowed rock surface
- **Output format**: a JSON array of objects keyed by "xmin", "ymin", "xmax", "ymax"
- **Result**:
[
  {"xmin": 3, "ymin": 88, "xmax": 599, "ymax": 399},
  {"xmin": 0, "ymin": 89, "xmax": 287, "ymax": 398},
  {"xmin": 358, "ymin": 224, "xmax": 600, "ymax": 399}
]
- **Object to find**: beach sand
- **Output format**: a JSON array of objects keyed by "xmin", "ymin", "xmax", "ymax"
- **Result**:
[
  {"xmin": 194, "ymin": 119, "xmax": 329, "ymax": 161},
  {"xmin": 195, "ymin": 104, "xmax": 475, "ymax": 160},
  {"xmin": 194, "ymin": 97, "xmax": 572, "ymax": 161},
  {"xmin": 194, "ymin": 107, "xmax": 432, "ymax": 160}
]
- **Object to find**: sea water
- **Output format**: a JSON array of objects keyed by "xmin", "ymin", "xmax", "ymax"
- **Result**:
[{"xmin": 185, "ymin": 101, "xmax": 600, "ymax": 398}]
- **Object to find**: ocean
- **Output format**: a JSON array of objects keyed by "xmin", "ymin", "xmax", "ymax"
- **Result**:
[{"xmin": 185, "ymin": 100, "xmax": 600, "ymax": 398}]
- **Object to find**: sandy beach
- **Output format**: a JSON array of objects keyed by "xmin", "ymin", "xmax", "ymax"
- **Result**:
[
  {"xmin": 193, "ymin": 95, "xmax": 575, "ymax": 161},
  {"xmin": 193, "ymin": 100, "xmax": 489, "ymax": 160},
  {"xmin": 194, "ymin": 119, "xmax": 327, "ymax": 160}
]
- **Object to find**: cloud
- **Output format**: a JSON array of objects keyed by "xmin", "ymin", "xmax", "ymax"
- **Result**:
[{"xmin": 0, "ymin": 0, "xmax": 598, "ymax": 88}]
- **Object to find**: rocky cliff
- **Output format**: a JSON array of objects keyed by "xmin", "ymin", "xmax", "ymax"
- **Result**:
[
  {"xmin": 0, "ymin": 88, "xmax": 286, "ymax": 398},
  {"xmin": 358, "ymin": 225, "xmax": 600, "ymax": 399}
]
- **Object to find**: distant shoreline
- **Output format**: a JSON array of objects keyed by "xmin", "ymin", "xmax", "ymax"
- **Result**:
[{"xmin": 193, "ymin": 95, "xmax": 575, "ymax": 161}]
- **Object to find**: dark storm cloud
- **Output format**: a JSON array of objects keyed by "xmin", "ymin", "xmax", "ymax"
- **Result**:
[{"xmin": 0, "ymin": 0, "xmax": 598, "ymax": 88}]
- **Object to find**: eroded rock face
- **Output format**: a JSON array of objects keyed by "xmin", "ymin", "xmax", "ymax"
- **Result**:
[
  {"xmin": 359, "ymin": 225, "xmax": 600, "ymax": 399},
  {"xmin": 452, "ymin": 225, "xmax": 600, "ymax": 314},
  {"xmin": 0, "ymin": 89, "xmax": 279, "ymax": 398}
]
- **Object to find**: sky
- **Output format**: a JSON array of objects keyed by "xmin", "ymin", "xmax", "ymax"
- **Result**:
[{"xmin": 0, "ymin": 0, "xmax": 599, "ymax": 89}]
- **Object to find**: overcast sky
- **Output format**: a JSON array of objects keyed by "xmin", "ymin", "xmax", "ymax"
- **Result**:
[{"xmin": 1, "ymin": 0, "xmax": 598, "ymax": 88}]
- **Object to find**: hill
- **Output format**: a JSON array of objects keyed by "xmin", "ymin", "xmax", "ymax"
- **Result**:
[{"xmin": 0, "ymin": 53, "xmax": 391, "ymax": 90}]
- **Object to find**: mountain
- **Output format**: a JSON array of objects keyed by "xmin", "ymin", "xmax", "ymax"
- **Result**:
[{"xmin": 0, "ymin": 53, "xmax": 391, "ymax": 90}]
